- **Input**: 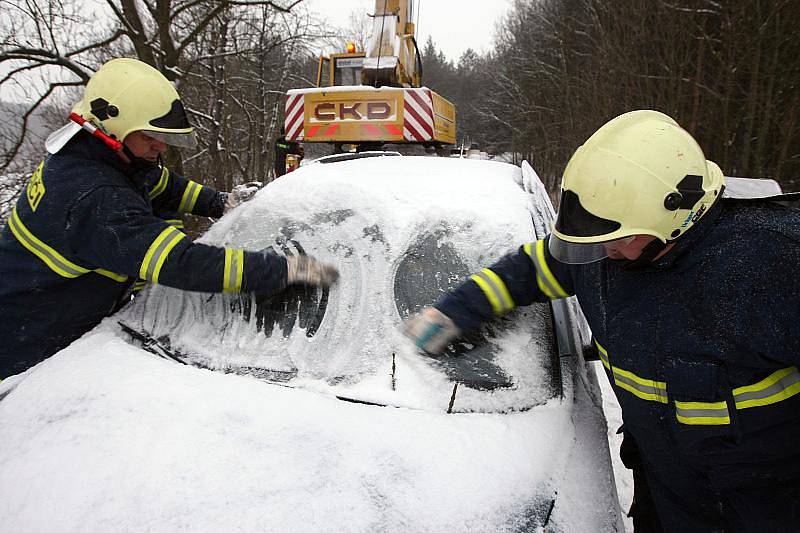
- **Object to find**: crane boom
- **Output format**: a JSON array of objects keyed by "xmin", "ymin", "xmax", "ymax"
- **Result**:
[{"xmin": 361, "ymin": 0, "xmax": 420, "ymax": 88}]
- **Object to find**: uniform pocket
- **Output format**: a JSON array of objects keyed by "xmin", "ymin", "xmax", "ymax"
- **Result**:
[{"xmin": 663, "ymin": 358, "xmax": 739, "ymax": 455}]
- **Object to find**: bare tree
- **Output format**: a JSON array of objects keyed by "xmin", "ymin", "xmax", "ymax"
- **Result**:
[{"xmin": 0, "ymin": 0, "xmax": 305, "ymax": 174}]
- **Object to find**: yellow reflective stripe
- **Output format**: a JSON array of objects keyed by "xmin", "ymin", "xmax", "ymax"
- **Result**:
[
  {"xmin": 95, "ymin": 269, "xmax": 128, "ymax": 282},
  {"xmin": 471, "ymin": 273, "xmax": 502, "ymax": 314},
  {"xmin": 733, "ymin": 367, "xmax": 800, "ymax": 409},
  {"xmin": 223, "ymin": 249, "xmax": 244, "ymax": 293},
  {"xmin": 149, "ymin": 167, "xmax": 169, "ymax": 199},
  {"xmin": 470, "ymin": 268, "xmax": 514, "ymax": 315},
  {"xmin": 613, "ymin": 366, "xmax": 668, "ymax": 404},
  {"xmin": 10, "ymin": 208, "xmax": 129, "ymax": 283},
  {"xmin": 595, "ymin": 340, "xmax": 610, "ymax": 370},
  {"xmin": 139, "ymin": 227, "xmax": 185, "ymax": 283},
  {"xmin": 533, "ymin": 240, "xmax": 570, "ymax": 299},
  {"xmin": 8, "ymin": 207, "xmax": 90, "ymax": 278},
  {"xmin": 675, "ymin": 400, "xmax": 731, "ymax": 425},
  {"xmin": 132, "ymin": 279, "xmax": 148, "ymax": 292},
  {"xmin": 164, "ymin": 219, "xmax": 184, "ymax": 229},
  {"xmin": 523, "ymin": 243, "xmax": 533, "ymax": 257},
  {"xmin": 525, "ymin": 243, "xmax": 556, "ymax": 299},
  {"xmin": 178, "ymin": 181, "xmax": 202, "ymax": 213}
]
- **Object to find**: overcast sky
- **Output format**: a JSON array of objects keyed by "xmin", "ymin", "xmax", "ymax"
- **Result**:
[{"xmin": 304, "ymin": 0, "xmax": 512, "ymax": 62}]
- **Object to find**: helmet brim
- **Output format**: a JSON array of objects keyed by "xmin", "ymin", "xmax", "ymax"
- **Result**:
[
  {"xmin": 142, "ymin": 129, "xmax": 197, "ymax": 149},
  {"xmin": 548, "ymin": 233, "xmax": 611, "ymax": 264}
]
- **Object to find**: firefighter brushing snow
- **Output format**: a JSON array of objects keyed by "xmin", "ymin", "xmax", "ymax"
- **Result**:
[
  {"xmin": 405, "ymin": 110, "xmax": 800, "ymax": 532},
  {"xmin": 0, "ymin": 58, "xmax": 338, "ymax": 380}
]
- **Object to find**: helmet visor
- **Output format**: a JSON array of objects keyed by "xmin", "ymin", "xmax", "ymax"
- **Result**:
[
  {"xmin": 143, "ymin": 129, "xmax": 197, "ymax": 149},
  {"xmin": 549, "ymin": 233, "xmax": 636, "ymax": 264}
]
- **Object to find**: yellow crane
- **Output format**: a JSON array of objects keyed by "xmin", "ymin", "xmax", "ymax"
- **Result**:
[{"xmin": 284, "ymin": 0, "xmax": 456, "ymax": 152}]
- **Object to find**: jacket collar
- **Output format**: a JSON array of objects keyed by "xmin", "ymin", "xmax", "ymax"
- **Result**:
[
  {"xmin": 60, "ymin": 131, "xmax": 156, "ymax": 185},
  {"xmin": 647, "ymin": 198, "xmax": 725, "ymax": 270}
]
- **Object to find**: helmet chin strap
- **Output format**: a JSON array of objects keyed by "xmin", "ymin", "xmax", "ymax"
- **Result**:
[
  {"xmin": 121, "ymin": 143, "xmax": 158, "ymax": 172},
  {"xmin": 612, "ymin": 239, "xmax": 669, "ymax": 271}
]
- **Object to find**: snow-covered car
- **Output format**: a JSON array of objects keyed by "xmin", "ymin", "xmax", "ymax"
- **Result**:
[{"xmin": 0, "ymin": 155, "xmax": 624, "ymax": 532}]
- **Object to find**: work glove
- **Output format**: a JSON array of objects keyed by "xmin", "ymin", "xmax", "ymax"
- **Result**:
[
  {"xmin": 286, "ymin": 255, "xmax": 339, "ymax": 286},
  {"xmin": 224, "ymin": 181, "xmax": 263, "ymax": 213},
  {"xmin": 402, "ymin": 307, "xmax": 461, "ymax": 355}
]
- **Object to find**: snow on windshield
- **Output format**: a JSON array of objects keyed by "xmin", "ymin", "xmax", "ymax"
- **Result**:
[{"xmin": 119, "ymin": 156, "xmax": 557, "ymax": 413}]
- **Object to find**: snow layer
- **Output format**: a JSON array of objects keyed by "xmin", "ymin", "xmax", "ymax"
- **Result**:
[
  {"xmin": 0, "ymin": 156, "xmax": 623, "ymax": 532},
  {"xmin": 0, "ymin": 327, "xmax": 622, "ymax": 532},
  {"xmin": 122, "ymin": 157, "xmax": 557, "ymax": 414}
]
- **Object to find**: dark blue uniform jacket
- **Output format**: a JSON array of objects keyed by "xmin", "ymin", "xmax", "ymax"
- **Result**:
[
  {"xmin": 0, "ymin": 132, "xmax": 286, "ymax": 378},
  {"xmin": 437, "ymin": 198, "xmax": 800, "ymax": 531}
]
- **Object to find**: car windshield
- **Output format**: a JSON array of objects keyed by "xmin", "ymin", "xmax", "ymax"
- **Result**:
[{"xmin": 119, "ymin": 157, "xmax": 560, "ymax": 413}]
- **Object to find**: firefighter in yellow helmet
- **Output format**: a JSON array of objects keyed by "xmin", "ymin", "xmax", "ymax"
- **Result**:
[
  {"xmin": 405, "ymin": 110, "xmax": 800, "ymax": 531},
  {"xmin": 0, "ymin": 58, "xmax": 337, "ymax": 379}
]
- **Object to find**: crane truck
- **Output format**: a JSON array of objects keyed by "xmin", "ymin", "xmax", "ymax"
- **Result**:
[{"xmin": 284, "ymin": 0, "xmax": 456, "ymax": 153}]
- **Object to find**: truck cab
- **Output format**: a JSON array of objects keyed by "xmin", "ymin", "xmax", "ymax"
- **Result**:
[{"xmin": 316, "ymin": 44, "xmax": 365, "ymax": 87}]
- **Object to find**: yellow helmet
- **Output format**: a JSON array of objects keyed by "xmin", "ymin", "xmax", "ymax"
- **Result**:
[
  {"xmin": 70, "ymin": 58, "xmax": 196, "ymax": 148},
  {"xmin": 549, "ymin": 110, "xmax": 724, "ymax": 264}
]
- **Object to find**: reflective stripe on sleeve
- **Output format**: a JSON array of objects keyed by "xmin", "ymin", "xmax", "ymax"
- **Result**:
[
  {"xmin": 733, "ymin": 367, "xmax": 800, "ymax": 409},
  {"xmin": 612, "ymin": 367, "xmax": 668, "ymax": 404},
  {"xmin": 178, "ymin": 180, "xmax": 202, "ymax": 213},
  {"xmin": 164, "ymin": 219, "xmax": 184, "ymax": 229},
  {"xmin": 8, "ymin": 207, "xmax": 89, "ymax": 278},
  {"xmin": 525, "ymin": 240, "xmax": 571, "ymax": 299},
  {"xmin": 470, "ymin": 268, "xmax": 514, "ymax": 315},
  {"xmin": 139, "ymin": 226, "xmax": 186, "ymax": 283},
  {"xmin": 596, "ymin": 340, "xmax": 610, "ymax": 370},
  {"xmin": 223, "ymin": 249, "xmax": 244, "ymax": 293},
  {"xmin": 675, "ymin": 400, "xmax": 731, "ymax": 425},
  {"xmin": 149, "ymin": 167, "xmax": 169, "ymax": 199}
]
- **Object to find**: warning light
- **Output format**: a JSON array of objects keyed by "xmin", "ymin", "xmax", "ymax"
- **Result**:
[{"xmin": 346, "ymin": 42, "xmax": 356, "ymax": 54}]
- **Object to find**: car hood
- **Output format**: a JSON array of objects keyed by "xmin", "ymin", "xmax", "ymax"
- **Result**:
[{"xmin": 0, "ymin": 329, "xmax": 621, "ymax": 532}]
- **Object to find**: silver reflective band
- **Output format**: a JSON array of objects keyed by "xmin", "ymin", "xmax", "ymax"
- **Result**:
[
  {"xmin": 733, "ymin": 367, "xmax": 800, "ymax": 409},
  {"xmin": 548, "ymin": 233, "xmax": 609, "ymax": 264},
  {"xmin": 675, "ymin": 401, "xmax": 730, "ymax": 425},
  {"xmin": 143, "ymin": 130, "xmax": 197, "ymax": 148},
  {"xmin": 471, "ymin": 269, "xmax": 514, "ymax": 313}
]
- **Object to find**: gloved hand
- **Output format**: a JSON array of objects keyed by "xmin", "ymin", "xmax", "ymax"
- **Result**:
[
  {"xmin": 224, "ymin": 181, "xmax": 263, "ymax": 213},
  {"xmin": 402, "ymin": 307, "xmax": 461, "ymax": 355},
  {"xmin": 286, "ymin": 255, "xmax": 339, "ymax": 286}
]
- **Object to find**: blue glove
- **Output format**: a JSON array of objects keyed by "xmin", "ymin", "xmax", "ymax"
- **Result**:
[{"xmin": 402, "ymin": 307, "xmax": 461, "ymax": 355}]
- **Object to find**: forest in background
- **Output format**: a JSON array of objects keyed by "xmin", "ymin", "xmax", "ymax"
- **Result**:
[{"xmin": 2, "ymin": 0, "xmax": 798, "ymax": 224}]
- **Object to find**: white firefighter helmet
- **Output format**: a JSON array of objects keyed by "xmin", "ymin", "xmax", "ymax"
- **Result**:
[
  {"xmin": 46, "ymin": 58, "xmax": 196, "ymax": 154},
  {"xmin": 549, "ymin": 110, "xmax": 724, "ymax": 264}
]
